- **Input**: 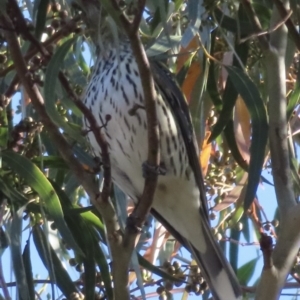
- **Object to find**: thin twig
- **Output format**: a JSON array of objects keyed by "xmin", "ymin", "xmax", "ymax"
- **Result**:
[
  {"xmin": 272, "ymin": 0, "xmax": 300, "ymax": 51},
  {"xmin": 0, "ymin": 15, "xmax": 81, "ymax": 78},
  {"xmin": 240, "ymin": 0, "xmax": 270, "ymax": 50},
  {"xmin": 130, "ymin": 0, "xmax": 146, "ymax": 34},
  {"xmin": 58, "ymin": 72, "xmax": 112, "ymax": 202},
  {"xmin": 239, "ymin": 9, "xmax": 292, "ymax": 44}
]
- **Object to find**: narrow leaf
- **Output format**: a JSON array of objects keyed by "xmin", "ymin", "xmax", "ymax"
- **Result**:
[
  {"xmin": 229, "ymin": 229, "xmax": 240, "ymax": 273},
  {"xmin": 209, "ymin": 40, "xmax": 249, "ymax": 141},
  {"xmin": 34, "ymin": 0, "xmax": 50, "ymax": 40},
  {"xmin": 287, "ymin": 83, "xmax": 300, "ymax": 119},
  {"xmin": 32, "ymin": 225, "xmax": 79, "ymax": 297},
  {"xmin": 237, "ymin": 257, "xmax": 258, "ymax": 285},
  {"xmin": 225, "ymin": 66, "xmax": 268, "ymax": 210},
  {"xmin": 22, "ymin": 239, "xmax": 35, "ymax": 300},
  {"xmin": 0, "ymin": 109, "xmax": 8, "ymax": 148},
  {"xmin": 9, "ymin": 208, "xmax": 30, "ymax": 300},
  {"xmin": 2, "ymin": 150, "xmax": 82, "ymax": 255},
  {"xmin": 44, "ymin": 38, "xmax": 85, "ymax": 144},
  {"xmin": 50, "ymin": 182, "xmax": 113, "ymax": 299}
]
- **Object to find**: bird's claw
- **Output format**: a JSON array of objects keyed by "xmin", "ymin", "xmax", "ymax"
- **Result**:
[
  {"xmin": 126, "ymin": 215, "xmax": 142, "ymax": 233},
  {"xmin": 142, "ymin": 161, "xmax": 166, "ymax": 178}
]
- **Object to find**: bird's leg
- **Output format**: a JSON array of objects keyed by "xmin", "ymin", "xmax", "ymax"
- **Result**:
[
  {"xmin": 92, "ymin": 156, "xmax": 102, "ymax": 173},
  {"xmin": 126, "ymin": 214, "xmax": 142, "ymax": 234},
  {"xmin": 142, "ymin": 161, "xmax": 166, "ymax": 178}
]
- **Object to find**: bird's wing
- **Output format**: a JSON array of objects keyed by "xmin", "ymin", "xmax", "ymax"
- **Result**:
[
  {"xmin": 149, "ymin": 60, "xmax": 242, "ymax": 300},
  {"xmin": 150, "ymin": 60, "xmax": 209, "ymax": 219}
]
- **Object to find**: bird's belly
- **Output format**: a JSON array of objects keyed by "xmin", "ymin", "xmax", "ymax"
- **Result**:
[{"xmin": 83, "ymin": 48, "xmax": 204, "ymax": 247}]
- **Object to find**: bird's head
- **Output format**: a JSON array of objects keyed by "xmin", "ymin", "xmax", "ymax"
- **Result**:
[{"xmin": 73, "ymin": 0, "xmax": 127, "ymax": 52}]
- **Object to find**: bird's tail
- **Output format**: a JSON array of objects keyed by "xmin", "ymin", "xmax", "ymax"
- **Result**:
[
  {"xmin": 152, "ymin": 208, "xmax": 242, "ymax": 300},
  {"xmin": 190, "ymin": 211, "xmax": 242, "ymax": 300}
]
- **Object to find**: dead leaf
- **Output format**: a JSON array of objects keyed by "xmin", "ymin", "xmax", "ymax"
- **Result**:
[
  {"xmin": 176, "ymin": 35, "xmax": 199, "ymax": 72},
  {"xmin": 200, "ymin": 131, "xmax": 211, "ymax": 176},
  {"xmin": 234, "ymin": 96, "xmax": 251, "ymax": 164},
  {"xmin": 181, "ymin": 60, "xmax": 201, "ymax": 103},
  {"xmin": 213, "ymin": 173, "xmax": 248, "ymax": 211}
]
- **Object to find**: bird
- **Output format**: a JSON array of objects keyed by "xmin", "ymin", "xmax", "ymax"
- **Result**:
[{"xmin": 80, "ymin": 2, "xmax": 242, "ymax": 299}]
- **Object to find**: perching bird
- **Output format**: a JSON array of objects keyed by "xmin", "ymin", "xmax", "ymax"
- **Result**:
[{"xmin": 81, "ymin": 2, "xmax": 242, "ymax": 299}]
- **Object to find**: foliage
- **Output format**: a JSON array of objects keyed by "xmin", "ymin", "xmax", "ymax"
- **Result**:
[{"xmin": 0, "ymin": 0, "xmax": 299, "ymax": 299}]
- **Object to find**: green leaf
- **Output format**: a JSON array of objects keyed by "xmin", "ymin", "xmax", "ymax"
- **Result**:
[
  {"xmin": 209, "ymin": 40, "xmax": 249, "ymax": 142},
  {"xmin": 229, "ymin": 229, "xmax": 240, "ymax": 273},
  {"xmin": 93, "ymin": 239, "xmax": 113, "ymax": 300},
  {"xmin": 2, "ymin": 150, "xmax": 82, "ymax": 255},
  {"xmin": 287, "ymin": 83, "xmax": 300, "ymax": 119},
  {"xmin": 32, "ymin": 156, "xmax": 69, "ymax": 169},
  {"xmin": 50, "ymin": 182, "xmax": 113, "ymax": 299},
  {"xmin": 207, "ymin": 59, "xmax": 222, "ymax": 112},
  {"xmin": 44, "ymin": 38, "xmax": 86, "ymax": 145},
  {"xmin": 213, "ymin": 8, "xmax": 254, "ymax": 35},
  {"xmin": 95, "ymin": 0, "xmax": 122, "ymax": 28},
  {"xmin": 138, "ymin": 255, "xmax": 182, "ymax": 283},
  {"xmin": 22, "ymin": 239, "xmax": 35, "ymax": 300},
  {"xmin": 224, "ymin": 121, "xmax": 249, "ymax": 171},
  {"xmin": 241, "ymin": 215, "xmax": 251, "ymax": 243},
  {"xmin": 231, "ymin": 206, "xmax": 244, "ymax": 225},
  {"xmin": 34, "ymin": 0, "xmax": 50, "ymax": 40},
  {"xmin": 237, "ymin": 257, "xmax": 258, "ymax": 285},
  {"xmin": 72, "ymin": 144, "xmax": 97, "ymax": 170},
  {"xmin": 147, "ymin": 35, "xmax": 181, "ymax": 57},
  {"xmin": 78, "ymin": 209, "xmax": 105, "ymax": 236},
  {"xmin": 174, "ymin": 0, "xmax": 184, "ymax": 11},
  {"xmin": 9, "ymin": 208, "xmax": 30, "ymax": 300},
  {"xmin": 0, "ymin": 227, "xmax": 8, "ymax": 255},
  {"xmin": 32, "ymin": 225, "xmax": 79, "ymax": 297},
  {"xmin": 0, "ymin": 108, "xmax": 8, "ymax": 148},
  {"xmin": 225, "ymin": 66, "xmax": 268, "ymax": 210},
  {"xmin": 0, "ymin": 177, "xmax": 28, "ymax": 206}
]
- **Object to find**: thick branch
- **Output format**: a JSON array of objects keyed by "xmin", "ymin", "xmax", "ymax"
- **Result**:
[
  {"xmin": 266, "ymin": 1, "xmax": 295, "ymax": 212},
  {"xmin": 256, "ymin": 1, "xmax": 299, "ymax": 299}
]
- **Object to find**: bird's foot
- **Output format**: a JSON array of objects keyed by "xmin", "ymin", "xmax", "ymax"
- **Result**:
[
  {"xmin": 92, "ymin": 156, "xmax": 102, "ymax": 173},
  {"xmin": 126, "ymin": 214, "xmax": 142, "ymax": 234},
  {"xmin": 142, "ymin": 161, "xmax": 166, "ymax": 178}
]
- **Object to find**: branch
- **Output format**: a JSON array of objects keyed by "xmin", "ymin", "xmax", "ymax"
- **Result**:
[
  {"xmin": 239, "ymin": 9, "xmax": 292, "ymax": 44},
  {"xmin": 108, "ymin": 0, "xmax": 160, "ymax": 244},
  {"xmin": 0, "ymin": 12, "xmax": 123, "ymax": 298},
  {"xmin": 0, "ymin": 15, "xmax": 81, "ymax": 78},
  {"xmin": 81, "ymin": 0, "xmax": 160, "ymax": 298},
  {"xmin": 58, "ymin": 72, "xmax": 112, "ymax": 202},
  {"xmin": 240, "ymin": 0, "xmax": 269, "ymax": 50},
  {"xmin": 272, "ymin": 0, "xmax": 300, "ymax": 51},
  {"xmin": 131, "ymin": 0, "xmax": 146, "ymax": 33},
  {"xmin": 255, "ymin": 1, "xmax": 300, "ymax": 299}
]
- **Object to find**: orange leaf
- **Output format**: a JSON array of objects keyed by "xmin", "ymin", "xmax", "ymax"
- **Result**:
[
  {"xmin": 176, "ymin": 35, "xmax": 199, "ymax": 72},
  {"xmin": 220, "ymin": 51, "xmax": 233, "ymax": 90},
  {"xmin": 234, "ymin": 96, "xmax": 251, "ymax": 164},
  {"xmin": 200, "ymin": 131, "xmax": 211, "ymax": 176},
  {"xmin": 181, "ymin": 60, "xmax": 201, "ymax": 103}
]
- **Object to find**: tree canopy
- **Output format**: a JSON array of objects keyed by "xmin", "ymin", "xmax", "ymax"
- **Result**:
[{"xmin": 0, "ymin": 0, "xmax": 299, "ymax": 299}]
